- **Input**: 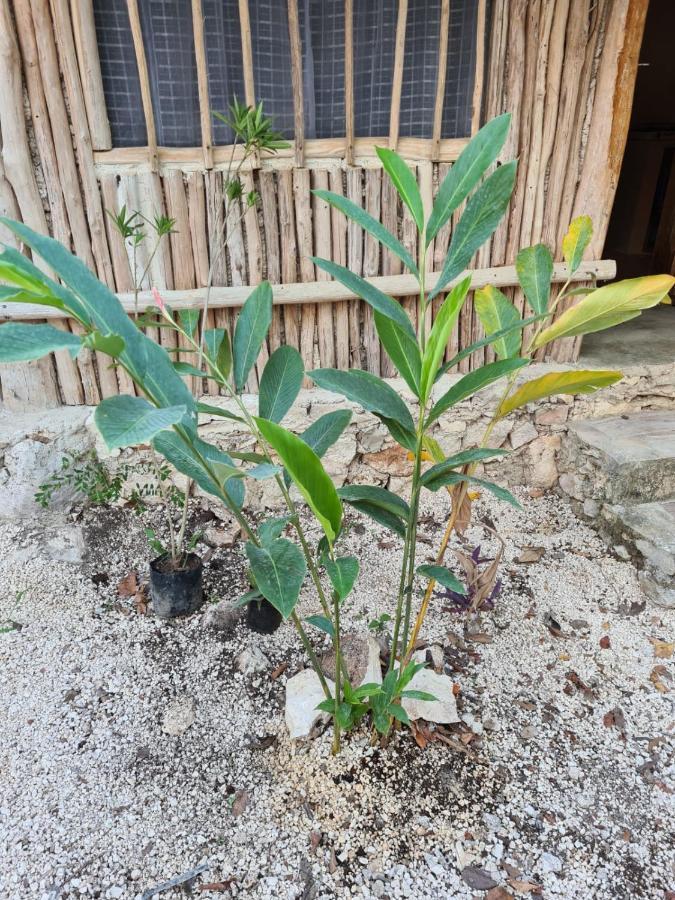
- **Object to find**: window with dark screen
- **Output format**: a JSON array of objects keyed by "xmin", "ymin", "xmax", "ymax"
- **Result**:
[{"xmin": 93, "ymin": 0, "xmax": 481, "ymax": 148}]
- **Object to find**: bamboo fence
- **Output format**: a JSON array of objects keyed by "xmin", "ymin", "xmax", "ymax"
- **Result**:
[{"xmin": 0, "ymin": 0, "xmax": 648, "ymax": 409}]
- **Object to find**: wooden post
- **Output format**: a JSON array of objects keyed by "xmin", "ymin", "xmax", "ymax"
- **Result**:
[
  {"xmin": 346, "ymin": 167, "xmax": 363, "ymax": 367},
  {"xmin": 259, "ymin": 170, "xmax": 284, "ymax": 352},
  {"xmin": 432, "ymin": 0, "xmax": 450, "ymax": 160},
  {"xmin": 126, "ymin": 0, "xmax": 158, "ymax": 171},
  {"xmin": 389, "ymin": 0, "xmax": 408, "ymax": 150},
  {"xmin": 69, "ymin": 0, "xmax": 112, "ymax": 150},
  {"xmin": 312, "ymin": 170, "xmax": 335, "ymax": 369},
  {"xmin": 344, "ymin": 0, "xmax": 354, "ymax": 164},
  {"xmin": 363, "ymin": 169, "xmax": 381, "ymax": 373},
  {"xmin": 329, "ymin": 167, "xmax": 350, "ymax": 371},
  {"xmin": 192, "ymin": 0, "xmax": 213, "ymax": 169},
  {"xmin": 287, "ymin": 0, "xmax": 305, "ymax": 166},
  {"xmin": 238, "ymin": 0, "xmax": 256, "ymax": 107},
  {"xmin": 295, "ymin": 167, "xmax": 316, "ymax": 378},
  {"xmin": 470, "ymin": 0, "xmax": 488, "ymax": 135}
]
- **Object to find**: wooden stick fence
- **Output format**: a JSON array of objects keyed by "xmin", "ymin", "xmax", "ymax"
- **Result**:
[{"xmin": 0, "ymin": 0, "xmax": 648, "ymax": 409}]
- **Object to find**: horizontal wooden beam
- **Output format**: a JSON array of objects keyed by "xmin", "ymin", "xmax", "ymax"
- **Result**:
[
  {"xmin": 93, "ymin": 137, "xmax": 472, "ymax": 172},
  {"xmin": 1, "ymin": 260, "xmax": 616, "ymax": 320}
]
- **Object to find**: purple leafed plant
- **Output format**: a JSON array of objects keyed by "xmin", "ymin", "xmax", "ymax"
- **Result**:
[{"xmin": 435, "ymin": 545, "xmax": 502, "ymax": 613}]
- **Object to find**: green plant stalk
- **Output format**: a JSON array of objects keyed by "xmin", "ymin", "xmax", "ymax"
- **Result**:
[
  {"xmin": 404, "ymin": 272, "xmax": 577, "ymax": 660},
  {"xmin": 331, "ymin": 584, "xmax": 342, "ymax": 754},
  {"xmin": 292, "ymin": 611, "xmax": 332, "ymax": 700}
]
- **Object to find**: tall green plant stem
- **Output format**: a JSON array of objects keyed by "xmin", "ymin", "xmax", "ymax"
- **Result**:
[
  {"xmin": 404, "ymin": 275, "xmax": 577, "ymax": 659},
  {"xmin": 331, "ymin": 583, "xmax": 342, "ymax": 753}
]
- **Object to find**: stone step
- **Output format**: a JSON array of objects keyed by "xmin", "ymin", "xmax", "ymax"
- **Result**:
[
  {"xmin": 602, "ymin": 499, "xmax": 675, "ymax": 609},
  {"xmin": 564, "ymin": 410, "xmax": 675, "ymax": 505}
]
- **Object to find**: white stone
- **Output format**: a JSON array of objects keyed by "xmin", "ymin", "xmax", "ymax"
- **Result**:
[
  {"xmin": 537, "ymin": 852, "xmax": 563, "ymax": 874},
  {"xmin": 235, "ymin": 646, "xmax": 270, "ymax": 675},
  {"xmin": 203, "ymin": 599, "xmax": 242, "ymax": 633},
  {"xmin": 161, "ymin": 696, "xmax": 196, "ymax": 736},
  {"xmin": 285, "ymin": 669, "xmax": 334, "ymax": 740},
  {"xmin": 401, "ymin": 668, "xmax": 459, "ymax": 725},
  {"xmin": 510, "ymin": 421, "xmax": 539, "ymax": 450}
]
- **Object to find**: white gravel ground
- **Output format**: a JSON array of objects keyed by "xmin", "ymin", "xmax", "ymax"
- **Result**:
[{"xmin": 0, "ymin": 490, "xmax": 673, "ymax": 900}]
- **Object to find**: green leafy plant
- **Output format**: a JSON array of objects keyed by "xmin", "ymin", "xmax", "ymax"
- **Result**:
[{"xmin": 310, "ymin": 112, "xmax": 674, "ymax": 736}]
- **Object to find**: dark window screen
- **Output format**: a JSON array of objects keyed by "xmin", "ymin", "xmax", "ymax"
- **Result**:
[
  {"xmin": 139, "ymin": 0, "xmax": 201, "ymax": 146},
  {"xmin": 248, "ymin": 0, "xmax": 295, "ymax": 139},
  {"xmin": 203, "ymin": 0, "xmax": 246, "ymax": 143},
  {"xmin": 442, "ymin": 0, "xmax": 478, "ymax": 138},
  {"xmin": 93, "ymin": 0, "xmax": 146, "ymax": 147},
  {"xmin": 353, "ymin": 0, "xmax": 397, "ymax": 137},
  {"xmin": 399, "ymin": 0, "xmax": 441, "ymax": 139},
  {"xmin": 299, "ymin": 0, "xmax": 345, "ymax": 139}
]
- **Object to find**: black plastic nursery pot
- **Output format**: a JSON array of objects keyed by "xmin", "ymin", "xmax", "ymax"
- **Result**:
[
  {"xmin": 149, "ymin": 553, "xmax": 204, "ymax": 618},
  {"xmin": 247, "ymin": 597, "xmax": 282, "ymax": 634}
]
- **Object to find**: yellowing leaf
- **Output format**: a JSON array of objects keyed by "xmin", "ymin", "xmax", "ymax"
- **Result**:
[
  {"xmin": 474, "ymin": 285, "xmax": 522, "ymax": 358},
  {"xmin": 498, "ymin": 369, "xmax": 622, "ymax": 417},
  {"xmin": 562, "ymin": 216, "xmax": 593, "ymax": 273},
  {"xmin": 533, "ymin": 274, "xmax": 675, "ymax": 348}
]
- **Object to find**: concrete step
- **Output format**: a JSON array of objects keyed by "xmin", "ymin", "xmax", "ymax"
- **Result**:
[
  {"xmin": 603, "ymin": 499, "xmax": 675, "ymax": 609},
  {"xmin": 565, "ymin": 410, "xmax": 675, "ymax": 504}
]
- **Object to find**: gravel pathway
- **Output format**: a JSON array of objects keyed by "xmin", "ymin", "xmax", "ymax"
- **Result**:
[{"xmin": 0, "ymin": 492, "xmax": 673, "ymax": 900}]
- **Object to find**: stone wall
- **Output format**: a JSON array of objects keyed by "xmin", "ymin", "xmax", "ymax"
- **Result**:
[{"xmin": 2, "ymin": 361, "xmax": 674, "ymax": 520}]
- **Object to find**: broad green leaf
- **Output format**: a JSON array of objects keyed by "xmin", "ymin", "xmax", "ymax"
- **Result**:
[
  {"xmin": 305, "ymin": 614, "xmax": 335, "ymax": 639},
  {"xmin": 204, "ymin": 327, "xmax": 232, "ymax": 379},
  {"xmin": 474, "ymin": 286, "xmax": 522, "ymax": 359},
  {"xmin": 233, "ymin": 589, "xmax": 262, "ymax": 608},
  {"xmin": 400, "ymin": 690, "xmax": 436, "ymax": 702},
  {"xmin": 0, "ymin": 219, "xmax": 197, "ymax": 432},
  {"xmin": 259, "ymin": 345, "xmax": 304, "ymax": 422},
  {"xmin": 0, "ymin": 322, "xmax": 81, "ymax": 362},
  {"xmin": 379, "ymin": 416, "xmax": 417, "ymax": 454},
  {"xmin": 426, "ymin": 113, "xmax": 511, "ymax": 245},
  {"xmin": 94, "ymin": 395, "xmax": 185, "ymax": 451},
  {"xmin": 337, "ymin": 485, "xmax": 409, "ymax": 537},
  {"xmin": 311, "ymin": 258, "xmax": 415, "ymax": 337},
  {"xmin": 375, "ymin": 147, "xmax": 424, "ymax": 231},
  {"xmin": 325, "ymin": 556, "xmax": 359, "ymax": 602},
  {"xmin": 388, "ymin": 703, "xmax": 410, "ymax": 725},
  {"xmin": 0, "ymin": 284, "xmax": 65, "ymax": 309},
  {"xmin": 562, "ymin": 216, "xmax": 593, "ymax": 274},
  {"xmin": 533, "ymin": 275, "xmax": 675, "ymax": 348},
  {"xmin": 259, "ymin": 516, "xmax": 291, "ymax": 545},
  {"xmin": 245, "ymin": 537, "xmax": 306, "ymax": 619},
  {"xmin": 337, "ymin": 484, "xmax": 410, "ymax": 520},
  {"xmin": 255, "ymin": 417, "xmax": 342, "ymax": 545},
  {"xmin": 153, "ymin": 431, "xmax": 243, "ymax": 505},
  {"xmin": 426, "ymin": 357, "xmax": 529, "ymax": 425},
  {"xmin": 196, "ymin": 402, "xmax": 245, "ymax": 423},
  {"xmin": 312, "ymin": 189, "xmax": 418, "ymax": 275},
  {"xmin": 374, "ymin": 311, "xmax": 421, "ymax": 396},
  {"xmin": 516, "ymin": 243, "xmax": 553, "ymax": 315},
  {"xmin": 437, "ymin": 313, "xmax": 545, "ymax": 379},
  {"xmin": 309, "ymin": 368, "xmax": 415, "ymax": 435},
  {"xmin": 82, "ymin": 331, "xmax": 125, "ymax": 357},
  {"xmin": 172, "ymin": 361, "xmax": 210, "ymax": 378},
  {"xmin": 417, "ymin": 564, "xmax": 466, "ymax": 594},
  {"xmin": 420, "ymin": 276, "xmax": 471, "ymax": 402},
  {"xmin": 428, "ymin": 160, "xmax": 517, "ymax": 301},
  {"xmin": 233, "ymin": 281, "xmax": 273, "ymax": 391},
  {"xmin": 420, "ymin": 448, "xmax": 509, "ymax": 488},
  {"xmin": 178, "ymin": 308, "xmax": 200, "ymax": 336},
  {"xmin": 248, "ymin": 463, "xmax": 281, "ymax": 480},
  {"xmin": 422, "ymin": 471, "xmax": 520, "ymax": 507},
  {"xmin": 498, "ymin": 369, "xmax": 623, "ymax": 417},
  {"xmin": 299, "ymin": 409, "xmax": 353, "ymax": 458}
]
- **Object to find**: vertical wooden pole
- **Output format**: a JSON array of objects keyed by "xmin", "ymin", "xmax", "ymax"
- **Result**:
[
  {"xmin": 363, "ymin": 169, "xmax": 381, "ymax": 373},
  {"xmin": 192, "ymin": 0, "xmax": 213, "ymax": 169},
  {"xmin": 126, "ymin": 0, "xmax": 158, "ymax": 171},
  {"xmin": 287, "ymin": 0, "xmax": 305, "ymax": 166},
  {"xmin": 389, "ymin": 0, "xmax": 408, "ymax": 150},
  {"xmin": 69, "ymin": 0, "xmax": 112, "ymax": 150},
  {"xmin": 471, "ymin": 0, "xmax": 488, "ymax": 135},
  {"xmin": 344, "ymin": 0, "xmax": 354, "ymax": 164},
  {"xmin": 432, "ymin": 0, "xmax": 450, "ymax": 160},
  {"xmin": 312, "ymin": 170, "xmax": 336, "ymax": 369},
  {"xmin": 259, "ymin": 170, "xmax": 284, "ymax": 352},
  {"xmin": 329, "ymin": 167, "xmax": 350, "ymax": 371},
  {"xmin": 278, "ymin": 169, "xmax": 300, "ymax": 350},
  {"xmin": 238, "ymin": 0, "xmax": 256, "ymax": 107},
  {"xmin": 346, "ymin": 167, "xmax": 363, "ymax": 367}
]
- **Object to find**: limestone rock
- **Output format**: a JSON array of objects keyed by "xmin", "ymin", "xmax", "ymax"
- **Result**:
[
  {"xmin": 203, "ymin": 599, "xmax": 242, "ymax": 633},
  {"xmin": 162, "ymin": 696, "xmax": 195, "ymax": 736},
  {"xmin": 401, "ymin": 667, "xmax": 460, "ymax": 725},
  {"xmin": 204, "ymin": 523, "xmax": 241, "ymax": 547},
  {"xmin": 320, "ymin": 632, "xmax": 382, "ymax": 685},
  {"xmin": 510, "ymin": 421, "xmax": 539, "ymax": 450},
  {"xmin": 362, "ymin": 446, "xmax": 413, "ymax": 477},
  {"xmin": 235, "ymin": 645, "xmax": 270, "ymax": 675},
  {"xmin": 285, "ymin": 669, "xmax": 334, "ymax": 740}
]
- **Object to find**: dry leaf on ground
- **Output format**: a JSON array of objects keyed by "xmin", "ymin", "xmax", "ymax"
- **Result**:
[
  {"xmin": 515, "ymin": 546, "xmax": 545, "ymax": 564},
  {"xmin": 230, "ymin": 789, "xmax": 249, "ymax": 817},
  {"xmin": 651, "ymin": 639, "xmax": 674, "ymax": 659}
]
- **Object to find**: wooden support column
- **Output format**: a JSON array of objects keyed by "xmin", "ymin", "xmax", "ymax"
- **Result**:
[
  {"xmin": 238, "ymin": 0, "xmax": 256, "ymax": 107},
  {"xmin": 389, "ymin": 0, "xmax": 408, "ymax": 150},
  {"xmin": 287, "ymin": 0, "xmax": 305, "ymax": 166},
  {"xmin": 471, "ymin": 0, "xmax": 488, "ymax": 134},
  {"xmin": 126, "ymin": 0, "xmax": 158, "ymax": 171},
  {"xmin": 344, "ymin": 0, "xmax": 354, "ymax": 164},
  {"xmin": 70, "ymin": 0, "xmax": 112, "ymax": 150},
  {"xmin": 192, "ymin": 0, "xmax": 213, "ymax": 169},
  {"xmin": 432, "ymin": 0, "xmax": 450, "ymax": 160}
]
